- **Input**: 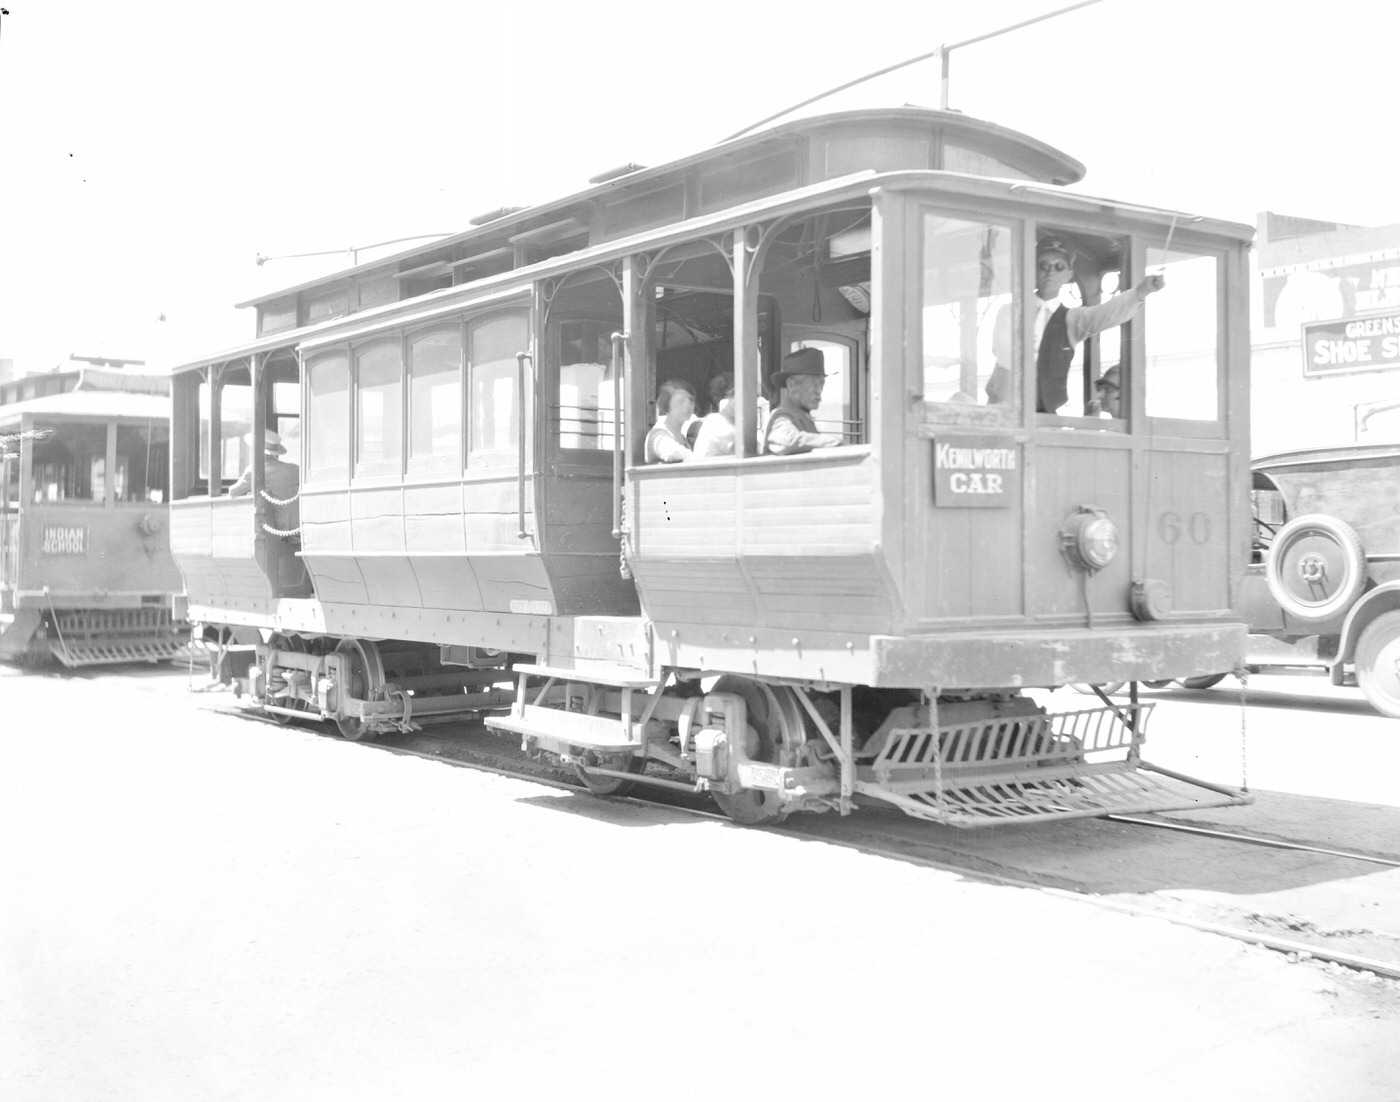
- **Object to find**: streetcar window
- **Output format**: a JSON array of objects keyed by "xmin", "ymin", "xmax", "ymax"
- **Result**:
[
  {"xmin": 1144, "ymin": 248, "xmax": 1220, "ymax": 422},
  {"xmin": 791, "ymin": 337, "xmax": 861, "ymax": 442},
  {"xmin": 218, "ymin": 373, "xmax": 253, "ymax": 491},
  {"xmin": 30, "ymin": 422, "xmax": 108, "ymax": 503},
  {"xmin": 920, "ymin": 215, "xmax": 1013, "ymax": 409},
  {"xmin": 3, "ymin": 444, "xmax": 18, "ymax": 505},
  {"xmin": 355, "ymin": 339, "xmax": 403, "ymax": 478},
  {"xmin": 306, "ymin": 351, "xmax": 350, "ymax": 482},
  {"xmin": 557, "ymin": 322, "xmax": 616, "ymax": 451},
  {"xmin": 115, "ymin": 423, "xmax": 169, "ymax": 503},
  {"xmin": 549, "ymin": 271, "xmax": 624, "ymax": 454},
  {"xmin": 408, "ymin": 325, "xmax": 462, "ymax": 473},
  {"xmin": 467, "ymin": 311, "xmax": 529, "ymax": 467},
  {"xmin": 271, "ymin": 378, "xmax": 301, "ymax": 461}
]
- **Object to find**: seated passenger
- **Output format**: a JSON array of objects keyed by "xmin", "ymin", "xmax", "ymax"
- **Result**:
[
  {"xmin": 644, "ymin": 379, "xmax": 696, "ymax": 463},
  {"xmin": 692, "ymin": 377, "xmax": 736, "ymax": 458},
  {"xmin": 761, "ymin": 348, "xmax": 843, "ymax": 455},
  {"xmin": 230, "ymin": 429, "xmax": 300, "ymax": 532}
]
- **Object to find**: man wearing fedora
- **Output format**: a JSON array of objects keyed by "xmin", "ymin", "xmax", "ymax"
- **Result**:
[
  {"xmin": 762, "ymin": 347, "xmax": 844, "ymax": 455},
  {"xmin": 230, "ymin": 428, "xmax": 300, "ymax": 533},
  {"xmin": 990, "ymin": 235, "xmax": 1164, "ymax": 414}
]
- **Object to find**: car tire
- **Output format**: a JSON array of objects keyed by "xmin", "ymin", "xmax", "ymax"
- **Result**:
[
  {"xmin": 1178, "ymin": 673, "xmax": 1226, "ymax": 690},
  {"xmin": 1264, "ymin": 513, "xmax": 1367, "ymax": 623},
  {"xmin": 1354, "ymin": 610, "xmax": 1400, "ymax": 719}
]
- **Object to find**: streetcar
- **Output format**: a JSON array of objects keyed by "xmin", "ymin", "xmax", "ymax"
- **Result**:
[
  {"xmin": 169, "ymin": 106, "xmax": 1254, "ymax": 826},
  {"xmin": 0, "ymin": 361, "xmax": 188, "ymax": 666}
]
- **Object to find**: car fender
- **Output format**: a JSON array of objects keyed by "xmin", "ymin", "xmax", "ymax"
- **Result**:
[{"xmin": 1337, "ymin": 581, "xmax": 1400, "ymax": 666}]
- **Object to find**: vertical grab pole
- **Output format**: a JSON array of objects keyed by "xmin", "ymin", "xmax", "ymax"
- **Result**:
[
  {"xmin": 515, "ymin": 351, "xmax": 531, "ymax": 541},
  {"xmin": 610, "ymin": 331, "xmax": 626, "ymax": 539}
]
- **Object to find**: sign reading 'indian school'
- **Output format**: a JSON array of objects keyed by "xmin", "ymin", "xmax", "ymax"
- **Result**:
[{"xmin": 932, "ymin": 436, "xmax": 1020, "ymax": 507}]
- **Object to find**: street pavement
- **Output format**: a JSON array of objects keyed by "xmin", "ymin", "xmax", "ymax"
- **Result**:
[{"xmin": 1, "ymin": 666, "xmax": 1397, "ymax": 1101}]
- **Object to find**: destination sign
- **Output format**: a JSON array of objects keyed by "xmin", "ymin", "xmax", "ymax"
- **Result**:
[
  {"xmin": 1303, "ymin": 312, "xmax": 1400, "ymax": 377},
  {"xmin": 933, "ymin": 435, "xmax": 1020, "ymax": 508},
  {"xmin": 41, "ymin": 526, "xmax": 88, "ymax": 555}
]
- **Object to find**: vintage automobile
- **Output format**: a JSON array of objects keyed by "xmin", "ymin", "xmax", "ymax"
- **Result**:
[{"xmin": 1242, "ymin": 444, "xmax": 1400, "ymax": 717}]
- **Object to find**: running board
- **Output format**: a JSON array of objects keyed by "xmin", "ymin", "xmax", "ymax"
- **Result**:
[{"xmin": 855, "ymin": 703, "xmax": 1252, "ymax": 828}]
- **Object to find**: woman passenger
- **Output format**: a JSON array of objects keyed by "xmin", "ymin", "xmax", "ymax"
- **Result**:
[{"xmin": 645, "ymin": 379, "xmax": 696, "ymax": 463}]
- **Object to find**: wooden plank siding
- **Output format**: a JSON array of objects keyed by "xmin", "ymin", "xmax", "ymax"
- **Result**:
[
  {"xmin": 1142, "ymin": 447, "xmax": 1233, "ymax": 613},
  {"xmin": 294, "ymin": 469, "xmax": 635, "ymax": 620},
  {"xmin": 170, "ymin": 500, "xmax": 278, "ymax": 606},
  {"xmin": 627, "ymin": 450, "xmax": 895, "ymax": 635},
  {"xmin": 1022, "ymin": 443, "xmax": 1134, "ymax": 621}
]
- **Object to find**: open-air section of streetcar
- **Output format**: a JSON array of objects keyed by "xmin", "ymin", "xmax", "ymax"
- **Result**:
[{"xmin": 168, "ymin": 106, "xmax": 1254, "ymax": 828}]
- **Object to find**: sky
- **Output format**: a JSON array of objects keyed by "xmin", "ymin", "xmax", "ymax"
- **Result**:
[{"xmin": 1, "ymin": 0, "xmax": 1396, "ymax": 375}]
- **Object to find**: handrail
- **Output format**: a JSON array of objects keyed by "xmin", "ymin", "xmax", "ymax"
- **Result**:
[
  {"xmin": 516, "ymin": 351, "xmax": 532, "ymax": 541},
  {"xmin": 610, "ymin": 331, "xmax": 626, "ymax": 539}
]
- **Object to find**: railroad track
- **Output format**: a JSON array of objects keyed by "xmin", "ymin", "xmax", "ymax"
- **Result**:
[{"xmin": 286, "ymin": 719, "xmax": 1400, "ymax": 984}]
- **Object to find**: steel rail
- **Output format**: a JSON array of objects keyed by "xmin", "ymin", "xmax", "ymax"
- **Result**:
[
  {"xmin": 1106, "ymin": 814, "xmax": 1400, "ymax": 869},
  {"xmin": 227, "ymin": 710, "xmax": 1400, "ymax": 980}
]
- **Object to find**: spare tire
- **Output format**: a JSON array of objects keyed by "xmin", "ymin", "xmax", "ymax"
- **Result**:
[{"xmin": 1264, "ymin": 513, "xmax": 1367, "ymax": 622}]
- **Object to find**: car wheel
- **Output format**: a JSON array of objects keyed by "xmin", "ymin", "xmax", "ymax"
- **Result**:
[
  {"xmin": 1178, "ymin": 673, "xmax": 1226, "ymax": 690},
  {"xmin": 1264, "ymin": 513, "xmax": 1367, "ymax": 622},
  {"xmin": 1354, "ymin": 610, "xmax": 1400, "ymax": 719}
]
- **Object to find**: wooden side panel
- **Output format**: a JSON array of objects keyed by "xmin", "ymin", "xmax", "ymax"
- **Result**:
[
  {"xmin": 1026, "ymin": 445, "xmax": 1132, "ymax": 619},
  {"xmin": 631, "ymin": 468, "xmax": 739, "ymax": 556},
  {"xmin": 922, "ymin": 505, "xmax": 1024, "ymax": 620},
  {"xmin": 304, "ymin": 556, "xmax": 367, "ymax": 604},
  {"xmin": 411, "ymin": 557, "xmax": 484, "ymax": 610},
  {"xmin": 629, "ymin": 453, "xmax": 891, "ymax": 634},
  {"xmin": 544, "ymin": 476, "xmax": 620, "ymax": 554},
  {"xmin": 210, "ymin": 500, "xmax": 255, "ymax": 559},
  {"xmin": 169, "ymin": 500, "xmax": 274, "ymax": 606},
  {"xmin": 631, "ymin": 561, "xmax": 751, "ymax": 625},
  {"xmin": 359, "ymin": 555, "xmax": 422, "ymax": 607},
  {"xmin": 350, "ymin": 487, "xmax": 406, "ymax": 552},
  {"xmin": 1143, "ymin": 449, "xmax": 1231, "ymax": 612},
  {"xmin": 301, "ymin": 490, "xmax": 352, "ymax": 550},
  {"xmin": 472, "ymin": 554, "xmax": 554, "ymax": 612},
  {"xmin": 404, "ymin": 483, "xmax": 467, "ymax": 553},
  {"xmin": 463, "ymin": 478, "xmax": 532, "ymax": 551}
]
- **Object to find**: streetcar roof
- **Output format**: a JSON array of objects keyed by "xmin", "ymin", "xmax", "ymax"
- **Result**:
[
  {"xmin": 179, "ymin": 162, "xmax": 1251, "ymax": 376},
  {"xmin": 234, "ymin": 107, "xmax": 1086, "ymax": 311},
  {"xmin": 0, "ymin": 390, "xmax": 169, "ymax": 427}
]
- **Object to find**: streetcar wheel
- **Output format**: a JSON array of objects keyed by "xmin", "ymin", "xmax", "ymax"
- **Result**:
[
  {"xmin": 1354, "ymin": 610, "xmax": 1400, "ymax": 718},
  {"xmin": 574, "ymin": 752, "xmax": 647, "ymax": 797},
  {"xmin": 707, "ymin": 678, "xmax": 804, "ymax": 826},
  {"xmin": 334, "ymin": 638, "xmax": 385, "ymax": 741},
  {"xmin": 1178, "ymin": 673, "xmax": 1226, "ymax": 690},
  {"xmin": 1265, "ymin": 514, "xmax": 1367, "ymax": 622}
]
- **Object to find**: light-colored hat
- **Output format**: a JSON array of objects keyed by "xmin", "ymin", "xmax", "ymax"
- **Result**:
[{"xmin": 261, "ymin": 429, "xmax": 286, "ymax": 454}]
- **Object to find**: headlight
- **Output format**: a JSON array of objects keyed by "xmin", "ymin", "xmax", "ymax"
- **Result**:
[{"xmin": 1060, "ymin": 506, "xmax": 1119, "ymax": 574}]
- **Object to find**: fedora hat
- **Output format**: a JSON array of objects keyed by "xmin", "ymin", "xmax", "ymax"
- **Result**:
[{"xmin": 770, "ymin": 347, "xmax": 827, "ymax": 388}]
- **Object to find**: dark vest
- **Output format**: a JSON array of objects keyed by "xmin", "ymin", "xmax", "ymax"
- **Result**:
[{"xmin": 1036, "ymin": 305, "xmax": 1073, "ymax": 413}]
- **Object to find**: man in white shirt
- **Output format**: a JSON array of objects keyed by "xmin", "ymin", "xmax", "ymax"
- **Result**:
[{"xmin": 990, "ymin": 236, "xmax": 1164, "ymax": 413}]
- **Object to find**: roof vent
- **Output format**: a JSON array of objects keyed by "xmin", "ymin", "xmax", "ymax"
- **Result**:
[
  {"xmin": 469, "ymin": 205, "xmax": 526, "ymax": 226},
  {"xmin": 588, "ymin": 163, "xmax": 647, "ymax": 184}
]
